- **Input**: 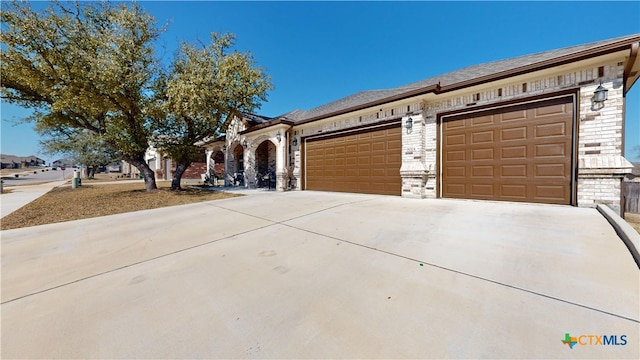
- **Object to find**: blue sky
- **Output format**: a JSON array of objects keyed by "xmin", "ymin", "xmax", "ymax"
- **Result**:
[{"xmin": 2, "ymin": 1, "xmax": 639, "ymax": 162}]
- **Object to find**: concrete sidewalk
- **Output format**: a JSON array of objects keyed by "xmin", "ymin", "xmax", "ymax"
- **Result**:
[
  {"xmin": 0, "ymin": 180, "xmax": 69, "ymax": 218},
  {"xmin": 1, "ymin": 192, "xmax": 638, "ymax": 358}
]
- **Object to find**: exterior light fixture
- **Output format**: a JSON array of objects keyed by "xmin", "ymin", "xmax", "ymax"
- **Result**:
[
  {"xmin": 222, "ymin": 145, "xmax": 227, "ymax": 152},
  {"xmin": 593, "ymin": 82, "xmax": 608, "ymax": 104},
  {"xmin": 405, "ymin": 117, "xmax": 413, "ymax": 134},
  {"xmin": 292, "ymin": 137, "xmax": 298, "ymax": 147},
  {"xmin": 242, "ymin": 140, "xmax": 247, "ymax": 148},
  {"xmin": 276, "ymin": 131, "xmax": 282, "ymax": 143}
]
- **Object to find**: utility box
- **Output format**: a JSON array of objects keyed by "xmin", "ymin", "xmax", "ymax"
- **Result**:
[{"xmin": 72, "ymin": 170, "xmax": 82, "ymax": 188}]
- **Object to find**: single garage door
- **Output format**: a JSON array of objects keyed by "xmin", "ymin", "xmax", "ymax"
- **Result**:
[
  {"xmin": 441, "ymin": 96, "xmax": 574, "ymax": 205},
  {"xmin": 305, "ymin": 125, "xmax": 402, "ymax": 195}
]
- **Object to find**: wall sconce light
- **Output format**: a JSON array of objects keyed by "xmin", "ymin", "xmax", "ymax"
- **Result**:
[
  {"xmin": 292, "ymin": 137, "xmax": 298, "ymax": 147},
  {"xmin": 276, "ymin": 131, "xmax": 282, "ymax": 143},
  {"xmin": 593, "ymin": 81, "xmax": 608, "ymax": 104},
  {"xmin": 405, "ymin": 117, "xmax": 413, "ymax": 134},
  {"xmin": 242, "ymin": 140, "xmax": 247, "ymax": 148},
  {"xmin": 222, "ymin": 145, "xmax": 227, "ymax": 152}
]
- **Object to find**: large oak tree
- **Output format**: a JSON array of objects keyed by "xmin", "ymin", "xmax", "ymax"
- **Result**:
[
  {"xmin": 2, "ymin": 2, "xmax": 272, "ymax": 191},
  {"xmin": 153, "ymin": 33, "xmax": 272, "ymax": 190},
  {"xmin": 2, "ymin": 1, "xmax": 161, "ymax": 190}
]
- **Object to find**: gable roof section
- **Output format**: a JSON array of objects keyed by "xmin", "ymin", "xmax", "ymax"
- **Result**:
[
  {"xmin": 282, "ymin": 33, "xmax": 640, "ymax": 124},
  {"xmin": 243, "ymin": 113, "xmax": 273, "ymax": 125},
  {"xmin": 0, "ymin": 154, "xmax": 45, "ymax": 164}
]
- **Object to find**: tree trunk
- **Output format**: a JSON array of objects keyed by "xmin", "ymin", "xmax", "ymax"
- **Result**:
[
  {"xmin": 88, "ymin": 166, "xmax": 97, "ymax": 179},
  {"xmin": 171, "ymin": 162, "xmax": 190, "ymax": 190},
  {"xmin": 123, "ymin": 155, "xmax": 157, "ymax": 191}
]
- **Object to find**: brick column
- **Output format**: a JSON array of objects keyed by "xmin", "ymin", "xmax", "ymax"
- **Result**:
[
  {"xmin": 292, "ymin": 149, "xmax": 301, "ymax": 190},
  {"xmin": 275, "ymin": 138, "xmax": 286, "ymax": 192},
  {"xmin": 576, "ymin": 79, "xmax": 632, "ymax": 215},
  {"xmin": 400, "ymin": 114, "xmax": 430, "ymax": 198},
  {"xmin": 578, "ymin": 156, "xmax": 632, "ymax": 215}
]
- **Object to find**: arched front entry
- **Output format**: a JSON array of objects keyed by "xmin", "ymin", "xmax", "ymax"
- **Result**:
[
  {"xmin": 227, "ymin": 143, "xmax": 245, "ymax": 186},
  {"xmin": 255, "ymin": 140, "xmax": 277, "ymax": 189},
  {"xmin": 207, "ymin": 150, "xmax": 225, "ymax": 185}
]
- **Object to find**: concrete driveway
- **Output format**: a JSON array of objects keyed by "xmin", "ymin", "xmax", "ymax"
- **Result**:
[{"xmin": 1, "ymin": 191, "xmax": 638, "ymax": 358}]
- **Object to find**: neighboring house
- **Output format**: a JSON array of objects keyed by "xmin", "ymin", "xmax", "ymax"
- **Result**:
[
  {"xmin": 1, "ymin": 154, "xmax": 45, "ymax": 168},
  {"xmin": 106, "ymin": 163, "xmax": 122, "ymax": 173},
  {"xmin": 0, "ymin": 154, "xmax": 20, "ymax": 169},
  {"xmin": 52, "ymin": 159, "xmax": 74, "ymax": 168},
  {"xmin": 143, "ymin": 144, "xmax": 206, "ymax": 181},
  {"xmin": 203, "ymin": 34, "xmax": 640, "ymax": 215},
  {"xmin": 120, "ymin": 160, "xmax": 141, "ymax": 178}
]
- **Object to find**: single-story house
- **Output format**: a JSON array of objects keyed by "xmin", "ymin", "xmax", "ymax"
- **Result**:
[
  {"xmin": 1, "ymin": 154, "xmax": 46, "ymax": 168},
  {"xmin": 202, "ymin": 34, "xmax": 640, "ymax": 215},
  {"xmin": 141, "ymin": 143, "xmax": 207, "ymax": 181},
  {"xmin": 52, "ymin": 159, "xmax": 74, "ymax": 168}
]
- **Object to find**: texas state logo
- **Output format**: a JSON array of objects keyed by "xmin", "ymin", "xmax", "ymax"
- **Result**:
[
  {"xmin": 562, "ymin": 333, "xmax": 627, "ymax": 349},
  {"xmin": 562, "ymin": 333, "xmax": 578, "ymax": 348}
]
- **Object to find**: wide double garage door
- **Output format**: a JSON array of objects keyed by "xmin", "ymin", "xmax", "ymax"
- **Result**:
[
  {"xmin": 441, "ymin": 96, "xmax": 575, "ymax": 205},
  {"xmin": 305, "ymin": 125, "xmax": 402, "ymax": 195}
]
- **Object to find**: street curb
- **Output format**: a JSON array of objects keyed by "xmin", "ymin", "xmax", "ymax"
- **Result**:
[{"xmin": 597, "ymin": 204, "xmax": 640, "ymax": 269}]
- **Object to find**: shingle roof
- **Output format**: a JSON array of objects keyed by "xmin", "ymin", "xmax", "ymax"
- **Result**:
[
  {"xmin": 242, "ymin": 113, "xmax": 272, "ymax": 125},
  {"xmin": 277, "ymin": 33, "xmax": 640, "ymax": 123},
  {"xmin": 0, "ymin": 154, "xmax": 45, "ymax": 164},
  {"xmin": 399, "ymin": 34, "xmax": 639, "ymax": 91}
]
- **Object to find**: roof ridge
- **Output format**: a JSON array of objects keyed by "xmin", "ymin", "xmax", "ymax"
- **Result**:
[
  {"xmin": 401, "ymin": 33, "xmax": 640, "ymax": 90},
  {"xmin": 276, "ymin": 33, "xmax": 640, "ymax": 122}
]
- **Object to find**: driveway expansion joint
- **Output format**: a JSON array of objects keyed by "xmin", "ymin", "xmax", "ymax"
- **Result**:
[
  {"xmin": 0, "ymin": 221, "xmax": 275, "ymax": 305},
  {"xmin": 278, "ymin": 222, "xmax": 640, "ymax": 325},
  {"xmin": 204, "ymin": 195, "xmax": 382, "ymax": 224},
  {"xmin": 3, "ymin": 197, "xmax": 380, "ymax": 304},
  {"xmin": 4, "ymin": 194, "xmax": 637, "ymax": 328}
]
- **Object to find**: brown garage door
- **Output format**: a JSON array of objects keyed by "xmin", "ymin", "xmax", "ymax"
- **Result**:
[
  {"xmin": 441, "ymin": 96, "xmax": 574, "ymax": 205},
  {"xmin": 305, "ymin": 125, "xmax": 402, "ymax": 195}
]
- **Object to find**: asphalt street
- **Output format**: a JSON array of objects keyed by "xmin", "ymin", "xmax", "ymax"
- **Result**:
[{"xmin": 1, "ymin": 167, "xmax": 72, "ymax": 186}]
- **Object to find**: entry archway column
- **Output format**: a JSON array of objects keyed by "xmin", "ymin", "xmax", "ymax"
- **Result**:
[
  {"xmin": 205, "ymin": 148, "xmax": 214, "ymax": 183},
  {"xmin": 275, "ymin": 139, "xmax": 286, "ymax": 192}
]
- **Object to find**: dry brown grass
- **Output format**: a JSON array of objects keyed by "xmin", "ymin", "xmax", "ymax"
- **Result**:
[
  {"xmin": 624, "ymin": 213, "xmax": 640, "ymax": 234},
  {"xmin": 83, "ymin": 173, "xmax": 139, "ymax": 182},
  {"xmin": 0, "ymin": 182, "xmax": 241, "ymax": 230},
  {"xmin": 0, "ymin": 168, "xmax": 29, "ymax": 176}
]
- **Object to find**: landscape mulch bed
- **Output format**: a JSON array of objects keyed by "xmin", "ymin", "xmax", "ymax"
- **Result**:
[{"xmin": 0, "ymin": 182, "xmax": 241, "ymax": 230}]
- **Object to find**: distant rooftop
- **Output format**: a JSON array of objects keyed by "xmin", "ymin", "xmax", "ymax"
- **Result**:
[{"xmin": 0, "ymin": 154, "xmax": 45, "ymax": 163}]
